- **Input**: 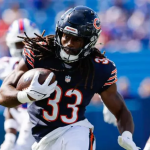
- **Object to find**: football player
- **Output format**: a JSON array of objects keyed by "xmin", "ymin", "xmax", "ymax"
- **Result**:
[
  {"xmin": 0, "ymin": 18, "xmax": 41, "ymax": 150},
  {"xmin": 0, "ymin": 6, "xmax": 139, "ymax": 150}
]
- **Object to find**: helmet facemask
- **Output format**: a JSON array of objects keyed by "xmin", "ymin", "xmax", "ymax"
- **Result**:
[{"xmin": 55, "ymin": 27, "xmax": 101, "ymax": 63}]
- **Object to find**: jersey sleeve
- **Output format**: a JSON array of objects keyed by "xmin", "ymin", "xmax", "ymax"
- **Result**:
[
  {"xmin": 23, "ymin": 48, "xmax": 35, "ymax": 69},
  {"xmin": 23, "ymin": 42, "xmax": 47, "ymax": 69},
  {"xmin": 101, "ymin": 61, "xmax": 118, "ymax": 92}
]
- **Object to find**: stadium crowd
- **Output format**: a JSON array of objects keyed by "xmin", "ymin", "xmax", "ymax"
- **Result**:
[{"xmin": 0, "ymin": 0, "xmax": 150, "ymax": 98}]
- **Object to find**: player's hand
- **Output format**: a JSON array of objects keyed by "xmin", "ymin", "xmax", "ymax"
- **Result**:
[
  {"xmin": 118, "ymin": 131, "xmax": 140, "ymax": 150},
  {"xmin": 26, "ymin": 71, "xmax": 57, "ymax": 101},
  {"xmin": 103, "ymin": 104, "xmax": 117, "ymax": 126}
]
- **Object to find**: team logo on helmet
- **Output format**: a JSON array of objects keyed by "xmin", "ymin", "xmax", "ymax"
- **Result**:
[{"xmin": 93, "ymin": 18, "xmax": 101, "ymax": 30}]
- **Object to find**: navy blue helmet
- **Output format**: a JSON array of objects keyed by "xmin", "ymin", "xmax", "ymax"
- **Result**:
[{"xmin": 55, "ymin": 6, "xmax": 102, "ymax": 63}]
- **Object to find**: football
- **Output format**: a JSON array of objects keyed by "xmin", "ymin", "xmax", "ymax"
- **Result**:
[{"xmin": 16, "ymin": 68, "xmax": 56, "ymax": 91}]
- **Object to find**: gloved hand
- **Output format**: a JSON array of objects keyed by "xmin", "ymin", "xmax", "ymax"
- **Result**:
[
  {"xmin": 0, "ymin": 133, "xmax": 16, "ymax": 150},
  {"xmin": 118, "ymin": 131, "xmax": 140, "ymax": 150},
  {"xmin": 26, "ymin": 71, "xmax": 57, "ymax": 100},
  {"xmin": 17, "ymin": 71, "xmax": 57, "ymax": 103},
  {"xmin": 103, "ymin": 104, "xmax": 117, "ymax": 126}
]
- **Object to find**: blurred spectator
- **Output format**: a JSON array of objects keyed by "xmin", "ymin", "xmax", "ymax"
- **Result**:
[
  {"xmin": 0, "ymin": 0, "xmax": 150, "ymax": 53},
  {"xmin": 91, "ymin": 93, "xmax": 102, "ymax": 104},
  {"xmin": 97, "ymin": 0, "xmax": 150, "ymax": 52},
  {"xmin": 26, "ymin": 0, "xmax": 54, "ymax": 34},
  {"xmin": 55, "ymin": 1, "xmax": 75, "ymax": 25},
  {"xmin": 0, "ymin": 0, "xmax": 3, "ymax": 8},
  {"xmin": 0, "ymin": 19, "xmax": 9, "ymax": 46},
  {"xmin": 0, "ymin": 0, "xmax": 150, "ymax": 96},
  {"xmin": 2, "ymin": 3, "xmax": 28, "ymax": 25},
  {"xmin": 138, "ymin": 77, "xmax": 150, "ymax": 98},
  {"xmin": 0, "ymin": 19, "xmax": 9, "ymax": 38},
  {"xmin": 0, "ymin": 17, "xmax": 9, "ymax": 57},
  {"xmin": 117, "ymin": 76, "xmax": 137, "ymax": 99},
  {"xmin": 29, "ymin": 0, "xmax": 51, "ymax": 10}
]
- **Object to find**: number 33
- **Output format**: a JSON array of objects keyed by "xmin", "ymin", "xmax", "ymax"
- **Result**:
[{"xmin": 43, "ymin": 85, "xmax": 83, "ymax": 124}]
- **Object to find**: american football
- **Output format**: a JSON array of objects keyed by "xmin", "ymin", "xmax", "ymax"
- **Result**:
[{"xmin": 16, "ymin": 68, "xmax": 56, "ymax": 91}]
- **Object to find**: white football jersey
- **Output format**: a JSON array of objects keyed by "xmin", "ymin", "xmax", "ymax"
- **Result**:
[{"xmin": 0, "ymin": 56, "xmax": 20, "ymax": 80}]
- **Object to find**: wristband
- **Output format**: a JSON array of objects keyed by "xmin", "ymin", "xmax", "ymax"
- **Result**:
[
  {"xmin": 17, "ymin": 91, "xmax": 32, "ymax": 103},
  {"xmin": 122, "ymin": 131, "xmax": 132, "ymax": 139}
]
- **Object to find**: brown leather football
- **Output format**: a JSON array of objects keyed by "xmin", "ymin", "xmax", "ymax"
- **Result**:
[{"xmin": 16, "ymin": 68, "xmax": 56, "ymax": 91}]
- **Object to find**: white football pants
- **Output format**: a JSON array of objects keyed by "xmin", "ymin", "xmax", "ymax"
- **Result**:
[
  {"xmin": 32, "ymin": 126, "xmax": 96, "ymax": 150},
  {"xmin": 12, "ymin": 118, "xmax": 35, "ymax": 150}
]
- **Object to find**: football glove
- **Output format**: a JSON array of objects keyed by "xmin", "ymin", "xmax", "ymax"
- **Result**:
[
  {"xmin": 118, "ymin": 131, "xmax": 140, "ymax": 150},
  {"xmin": 17, "ymin": 71, "xmax": 57, "ymax": 103}
]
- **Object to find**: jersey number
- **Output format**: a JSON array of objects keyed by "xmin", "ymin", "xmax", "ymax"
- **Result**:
[
  {"xmin": 94, "ymin": 58, "xmax": 109, "ymax": 64},
  {"xmin": 43, "ymin": 86, "xmax": 83, "ymax": 124}
]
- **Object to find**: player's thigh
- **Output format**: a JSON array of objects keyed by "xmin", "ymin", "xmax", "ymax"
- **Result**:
[{"xmin": 63, "ymin": 126, "xmax": 96, "ymax": 150}]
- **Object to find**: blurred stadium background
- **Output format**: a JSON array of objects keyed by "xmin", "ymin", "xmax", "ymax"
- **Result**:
[{"xmin": 0, "ymin": 0, "xmax": 150, "ymax": 149}]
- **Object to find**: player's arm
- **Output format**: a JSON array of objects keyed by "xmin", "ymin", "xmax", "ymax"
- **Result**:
[
  {"xmin": 0, "ymin": 59, "xmax": 29, "ymax": 108},
  {"xmin": 0, "ymin": 58, "xmax": 57, "ymax": 108},
  {"xmin": 100, "ymin": 83, "xmax": 133, "ymax": 133},
  {"xmin": 100, "ymin": 83, "xmax": 139, "ymax": 150}
]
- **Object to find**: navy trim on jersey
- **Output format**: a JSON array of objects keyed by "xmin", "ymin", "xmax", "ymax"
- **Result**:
[{"xmin": 99, "ymin": 61, "xmax": 117, "ymax": 93}]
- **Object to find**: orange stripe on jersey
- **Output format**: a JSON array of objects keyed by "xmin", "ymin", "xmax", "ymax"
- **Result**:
[
  {"xmin": 104, "ymin": 78, "xmax": 118, "ymax": 86},
  {"xmin": 108, "ymin": 75, "xmax": 117, "ymax": 81},
  {"xmin": 89, "ymin": 129, "xmax": 94, "ymax": 150},
  {"xmin": 24, "ymin": 49, "xmax": 34, "ymax": 62},
  {"xmin": 111, "ymin": 69, "xmax": 117, "ymax": 74},
  {"xmin": 27, "ymin": 58, "xmax": 34, "ymax": 68},
  {"xmin": 29, "ymin": 49, "xmax": 34, "ymax": 56}
]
